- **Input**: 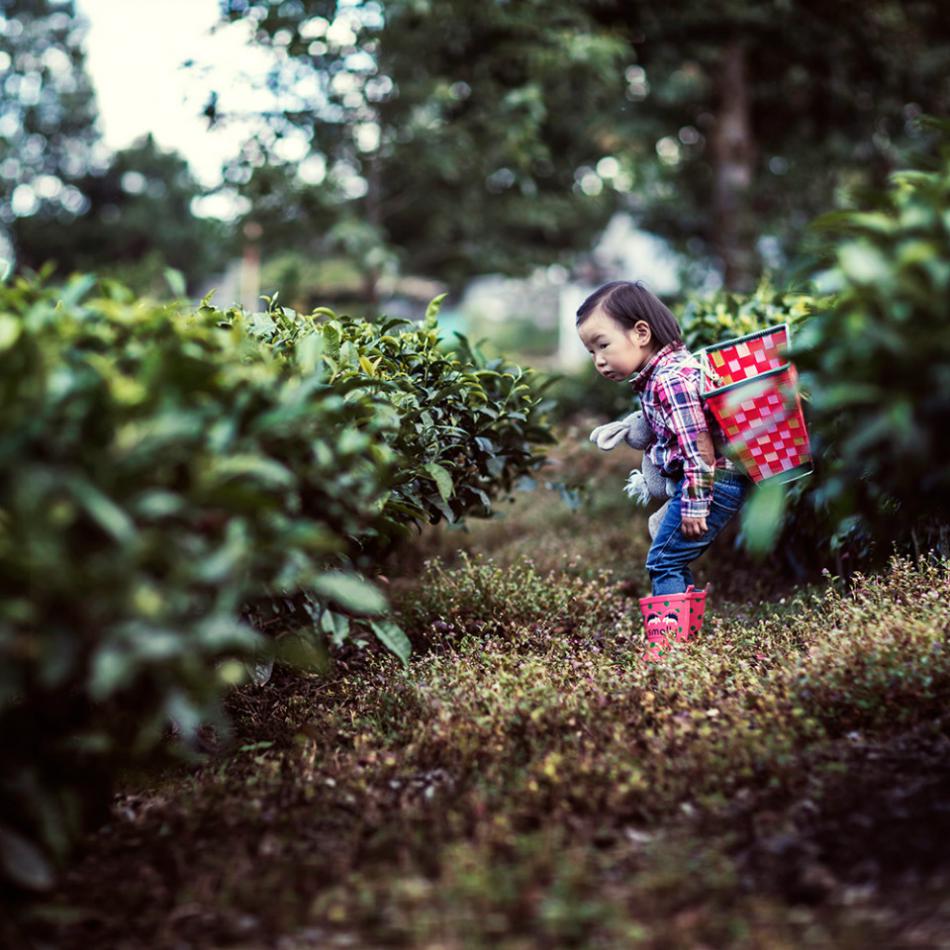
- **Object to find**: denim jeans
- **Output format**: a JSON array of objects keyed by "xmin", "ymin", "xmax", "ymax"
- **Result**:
[{"xmin": 645, "ymin": 470, "xmax": 750, "ymax": 596}]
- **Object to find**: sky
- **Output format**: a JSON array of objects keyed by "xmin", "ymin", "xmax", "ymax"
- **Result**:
[{"xmin": 75, "ymin": 0, "xmax": 274, "ymax": 212}]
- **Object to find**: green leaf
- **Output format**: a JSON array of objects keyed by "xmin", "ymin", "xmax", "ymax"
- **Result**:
[
  {"xmin": 0, "ymin": 314, "xmax": 21, "ymax": 352},
  {"xmin": 66, "ymin": 477, "xmax": 136, "ymax": 544},
  {"xmin": 368, "ymin": 618, "xmax": 412, "ymax": 666},
  {"xmin": 276, "ymin": 631, "xmax": 328, "ymax": 673},
  {"xmin": 296, "ymin": 331, "xmax": 325, "ymax": 377},
  {"xmin": 424, "ymin": 293, "xmax": 448, "ymax": 329},
  {"xmin": 164, "ymin": 267, "xmax": 187, "ymax": 298},
  {"xmin": 320, "ymin": 607, "xmax": 351, "ymax": 647},
  {"xmin": 838, "ymin": 242, "xmax": 891, "ymax": 286},
  {"xmin": 89, "ymin": 646, "xmax": 133, "ymax": 700},
  {"xmin": 424, "ymin": 461, "xmax": 454, "ymax": 501},
  {"xmin": 205, "ymin": 454, "xmax": 296, "ymax": 490},
  {"xmin": 814, "ymin": 382, "xmax": 881, "ymax": 410},
  {"xmin": 741, "ymin": 480, "xmax": 787, "ymax": 556},
  {"xmin": 428, "ymin": 494, "xmax": 457, "ymax": 523},
  {"xmin": 58, "ymin": 273, "xmax": 96, "ymax": 308},
  {"xmin": 238, "ymin": 740, "xmax": 275, "ymax": 752},
  {"xmin": 311, "ymin": 571, "xmax": 388, "ymax": 615}
]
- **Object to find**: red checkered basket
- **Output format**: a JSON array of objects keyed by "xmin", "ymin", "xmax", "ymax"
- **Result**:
[{"xmin": 698, "ymin": 324, "xmax": 812, "ymax": 485}]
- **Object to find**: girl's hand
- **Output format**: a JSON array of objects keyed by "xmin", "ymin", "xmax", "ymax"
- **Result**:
[{"xmin": 680, "ymin": 515, "xmax": 708, "ymax": 539}]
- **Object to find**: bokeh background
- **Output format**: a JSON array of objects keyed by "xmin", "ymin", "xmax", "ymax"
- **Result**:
[{"xmin": 3, "ymin": 0, "xmax": 948, "ymax": 369}]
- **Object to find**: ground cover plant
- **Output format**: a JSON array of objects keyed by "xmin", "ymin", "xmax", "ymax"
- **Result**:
[{"xmin": 11, "ymin": 423, "xmax": 950, "ymax": 948}]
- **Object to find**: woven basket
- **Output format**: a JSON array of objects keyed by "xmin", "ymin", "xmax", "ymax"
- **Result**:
[{"xmin": 699, "ymin": 325, "xmax": 812, "ymax": 485}]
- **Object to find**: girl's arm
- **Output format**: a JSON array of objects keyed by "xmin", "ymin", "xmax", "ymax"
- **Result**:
[{"xmin": 654, "ymin": 372, "xmax": 716, "ymax": 526}]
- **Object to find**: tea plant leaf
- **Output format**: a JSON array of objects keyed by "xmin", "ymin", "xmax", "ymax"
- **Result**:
[
  {"xmin": 424, "ymin": 461, "xmax": 454, "ymax": 502},
  {"xmin": 312, "ymin": 571, "xmax": 388, "ymax": 615},
  {"xmin": 741, "ymin": 480, "xmax": 788, "ymax": 556},
  {"xmin": 424, "ymin": 293, "xmax": 447, "ymax": 329},
  {"xmin": 0, "ymin": 826, "xmax": 54, "ymax": 892},
  {"xmin": 164, "ymin": 267, "xmax": 187, "ymax": 298},
  {"xmin": 368, "ymin": 618, "xmax": 412, "ymax": 666}
]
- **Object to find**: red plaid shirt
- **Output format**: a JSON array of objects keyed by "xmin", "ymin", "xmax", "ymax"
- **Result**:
[{"xmin": 629, "ymin": 342, "xmax": 735, "ymax": 519}]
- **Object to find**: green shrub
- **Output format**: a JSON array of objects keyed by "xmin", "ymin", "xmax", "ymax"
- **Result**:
[
  {"xmin": 675, "ymin": 278, "xmax": 820, "ymax": 352},
  {"xmin": 793, "ymin": 118, "xmax": 950, "ymax": 554},
  {"xmin": 0, "ymin": 275, "xmax": 555, "ymax": 891}
]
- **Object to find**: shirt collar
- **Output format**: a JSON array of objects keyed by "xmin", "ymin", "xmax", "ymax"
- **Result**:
[{"xmin": 627, "ymin": 341, "xmax": 686, "ymax": 393}]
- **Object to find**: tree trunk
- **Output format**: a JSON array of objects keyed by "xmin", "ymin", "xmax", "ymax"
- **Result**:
[
  {"xmin": 363, "ymin": 150, "xmax": 383, "ymax": 306},
  {"xmin": 710, "ymin": 39, "xmax": 758, "ymax": 291}
]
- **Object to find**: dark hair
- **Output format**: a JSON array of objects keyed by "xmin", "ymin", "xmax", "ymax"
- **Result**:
[{"xmin": 575, "ymin": 280, "xmax": 682, "ymax": 348}]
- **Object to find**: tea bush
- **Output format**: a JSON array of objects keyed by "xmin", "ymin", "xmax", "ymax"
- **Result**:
[
  {"xmin": 237, "ymin": 295, "xmax": 558, "ymax": 539},
  {"xmin": 793, "ymin": 118, "xmax": 950, "ymax": 556},
  {"xmin": 0, "ymin": 275, "xmax": 555, "ymax": 891},
  {"xmin": 676, "ymin": 279, "xmax": 820, "ymax": 353}
]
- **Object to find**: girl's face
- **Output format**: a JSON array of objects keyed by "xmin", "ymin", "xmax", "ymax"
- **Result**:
[{"xmin": 578, "ymin": 307, "xmax": 657, "ymax": 381}]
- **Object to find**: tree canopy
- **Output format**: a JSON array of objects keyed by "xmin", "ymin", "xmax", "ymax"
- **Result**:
[
  {"xmin": 217, "ymin": 0, "xmax": 950, "ymax": 291},
  {"xmin": 0, "ymin": 0, "xmax": 101, "ymax": 268}
]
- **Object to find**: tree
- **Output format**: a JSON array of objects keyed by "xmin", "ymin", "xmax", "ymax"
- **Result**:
[
  {"xmin": 217, "ymin": 0, "xmax": 950, "ymax": 292},
  {"xmin": 215, "ymin": 0, "xmax": 627, "ymax": 295},
  {"xmin": 587, "ymin": 0, "xmax": 950, "ymax": 288},
  {"xmin": 14, "ymin": 134, "xmax": 235, "ymax": 292},
  {"xmin": 0, "ymin": 0, "xmax": 101, "ymax": 268}
]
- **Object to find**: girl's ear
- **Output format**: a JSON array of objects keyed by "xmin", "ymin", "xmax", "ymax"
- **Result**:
[{"xmin": 631, "ymin": 320, "xmax": 653, "ymax": 346}]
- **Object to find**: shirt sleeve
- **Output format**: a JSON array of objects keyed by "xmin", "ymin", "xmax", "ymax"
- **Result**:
[{"xmin": 655, "ymin": 371, "xmax": 715, "ymax": 519}]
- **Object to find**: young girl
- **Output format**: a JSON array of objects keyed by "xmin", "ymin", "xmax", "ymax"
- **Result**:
[{"xmin": 576, "ymin": 279, "xmax": 750, "ymax": 658}]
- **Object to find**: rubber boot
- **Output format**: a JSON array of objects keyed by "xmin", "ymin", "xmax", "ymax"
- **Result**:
[
  {"xmin": 638, "ymin": 592, "xmax": 691, "ymax": 661},
  {"xmin": 684, "ymin": 585, "xmax": 707, "ymax": 642}
]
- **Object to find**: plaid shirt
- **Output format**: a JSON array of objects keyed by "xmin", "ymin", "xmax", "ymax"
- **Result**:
[{"xmin": 629, "ymin": 342, "xmax": 734, "ymax": 520}]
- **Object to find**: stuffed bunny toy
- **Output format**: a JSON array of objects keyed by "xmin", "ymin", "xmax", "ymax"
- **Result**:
[{"xmin": 589, "ymin": 411, "xmax": 675, "ymax": 540}]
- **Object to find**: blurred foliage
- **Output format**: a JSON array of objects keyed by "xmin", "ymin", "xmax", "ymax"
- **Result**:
[
  {"xmin": 544, "ymin": 360, "xmax": 635, "ymax": 427},
  {"xmin": 216, "ymin": 0, "xmax": 628, "ymax": 289},
  {"xmin": 0, "ymin": 0, "xmax": 100, "ymax": 262},
  {"xmin": 463, "ymin": 314, "xmax": 560, "ymax": 359},
  {"xmin": 13, "ymin": 135, "xmax": 234, "ymax": 293},
  {"xmin": 0, "ymin": 274, "xmax": 555, "ymax": 892},
  {"xmin": 216, "ymin": 0, "xmax": 950, "ymax": 292},
  {"xmin": 0, "ymin": 5, "xmax": 230, "ymax": 293},
  {"xmin": 585, "ymin": 0, "xmax": 950, "ymax": 288},
  {"xmin": 792, "ymin": 115, "xmax": 950, "ymax": 557},
  {"xmin": 260, "ymin": 250, "xmax": 367, "ymax": 312}
]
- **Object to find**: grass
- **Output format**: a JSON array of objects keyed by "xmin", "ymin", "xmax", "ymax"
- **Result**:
[{"xmin": 15, "ymin": 420, "xmax": 950, "ymax": 948}]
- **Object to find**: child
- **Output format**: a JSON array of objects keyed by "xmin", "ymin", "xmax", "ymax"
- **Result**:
[{"xmin": 576, "ymin": 280, "xmax": 750, "ymax": 660}]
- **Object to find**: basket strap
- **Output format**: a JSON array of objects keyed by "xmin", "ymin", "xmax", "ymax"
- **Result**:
[{"xmin": 684, "ymin": 350, "xmax": 723, "ymax": 389}]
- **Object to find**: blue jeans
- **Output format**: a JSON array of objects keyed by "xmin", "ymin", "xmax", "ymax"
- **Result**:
[{"xmin": 646, "ymin": 470, "xmax": 750, "ymax": 596}]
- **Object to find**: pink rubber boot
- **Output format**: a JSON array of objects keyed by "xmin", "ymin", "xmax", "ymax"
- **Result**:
[
  {"xmin": 684, "ymin": 585, "xmax": 707, "ymax": 642},
  {"xmin": 638, "ymin": 592, "xmax": 691, "ymax": 662}
]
